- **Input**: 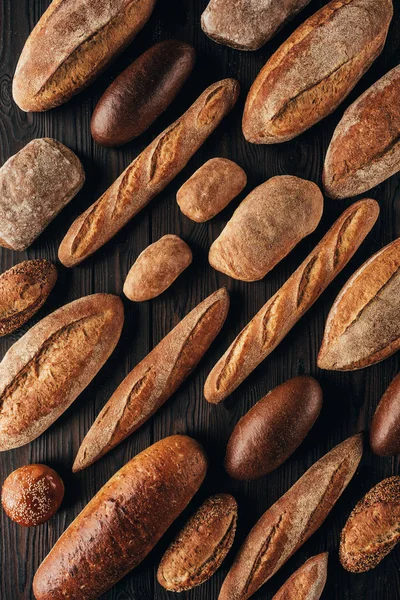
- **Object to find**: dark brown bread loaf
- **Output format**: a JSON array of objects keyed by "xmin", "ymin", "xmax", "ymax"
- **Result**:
[
  {"xmin": 0, "ymin": 294, "xmax": 124, "ymax": 452},
  {"xmin": 91, "ymin": 40, "xmax": 196, "ymax": 146},
  {"xmin": 370, "ymin": 373, "xmax": 400, "ymax": 456},
  {"xmin": 272, "ymin": 553, "xmax": 328, "ymax": 600},
  {"xmin": 219, "ymin": 434, "xmax": 363, "ymax": 600},
  {"xmin": 33, "ymin": 435, "xmax": 208, "ymax": 600},
  {"xmin": 340, "ymin": 476, "xmax": 400, "ymax": 572},
  {"xmin": 323, "ymin": 65, "xmax": 400, "ymax": 199},
  {"xmin": 73, "ymin": 288, "xmax": 229, "ymax": 471},
  {"xmin": 224, "ymin": 376, "xmax": 323, "ymax": 480},
  {"xmin": 0, "ymin": 139, "xmax": 85, "ymax": 251},
  {"xmin": 13, "ymin": 0, "xmax": 156, "ymax": 112},
  {"xmin": 157, "ymin": 494, "xmax": 237, "ymax": 591},
  {"xmin": 59, "ymin": 79, "xmax": 240, "ymax": 267},
  {"xmin": 318, "ymin": 237, "xmax": 400, "ymax": 371},
  {"xmin": 242, "ymin": 0, "xmax": 393, "ymax": 144},
  {"xmin": 208, "ymin": 176, "xmax": 323, "ymax": 281},
  {"xmin": 0, "ymin": 260, "xmax": 57, "ymax": 336},
  {"xmin": 201, "ymin": 0, "xmax": 312, "ymax": 51},
  {"xmin": 205, "ymin": 199, "xmax": 379, "ymax": 404}
]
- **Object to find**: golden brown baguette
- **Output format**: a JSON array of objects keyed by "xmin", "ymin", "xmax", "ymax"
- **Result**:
[
  {"xmin": 58, "ymin": 79, "xmax": 240, "ymax": 267},
  {"xmin": 0, "ymin": 260, "xmax": 57, "ymax": 336},
  {"xmin": 13, "ymin": 0, "xmax": 156, "ymax": 112},
  {"xmin": 33, "ymin": 435, "xmax": 208, "ymax": 600},
  {"xmin": 242, "ymin": 0, "xmax": 393, "ymax": 144},
  {"xmin": 318, "ymin": 237, "xmax": 400, "ymax": 371},
  {"xmin": 0, "ymin": 294, "xmax": 123, "ymax": 451},
  {"xmin": 272, "ymin": 553, "xmax": 328, "ymax": 600},
  {"xmin": 73, "ymin": 288, "xmax": 229, "ymax": 471},
  {"xmin": 204, "ymin": 199, "xmax": 379, "ymax": 404},
  {"xmin": 157, "ymin": 493, "xmax": 237, "ymax": 591},
  {"xmin": 219, "ymin": 434, "xmax": 363, "ymax": 600}
]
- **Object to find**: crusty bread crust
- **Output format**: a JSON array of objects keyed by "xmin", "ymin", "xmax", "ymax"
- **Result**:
[{"xmin": 272, "ymin": 553, "xmax": 328, "ymax": 600}]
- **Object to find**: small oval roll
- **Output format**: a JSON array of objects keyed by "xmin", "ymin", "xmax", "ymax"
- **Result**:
[
  {"xmin": 370, "ymin": 373, "xmax": 400, "ymax": 456},
  {"xmin": 123, "ymin": 235, "xmax": 192, "ymax": 301},
  {"xmin": 91, "ymin": 40, "xmax": 196, "ymax": 146},
  {"xmin": 225, "ymin": 376, "xmax": 323, "ymax": 480},
  {"xmin": 157, "ymin": 494, "xmax": 237, "ymax": 591},
  {"xmin": 177, "ymin": 158, "xmax": 247, "ymax": 222},
  {"xmin": 272, "ymin": 553, "xmax": 328, "ymax": 600}
]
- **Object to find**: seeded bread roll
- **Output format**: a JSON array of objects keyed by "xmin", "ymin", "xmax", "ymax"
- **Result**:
[{"xmin": 272, "ymin": 553, "xmax": 328, "ymax": 600}]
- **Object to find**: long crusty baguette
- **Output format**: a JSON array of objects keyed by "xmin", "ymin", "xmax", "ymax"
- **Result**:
[
  {"xmin": 318, "ymin": 237, "xmax": 400, "ymax": 371},
  {"xmin": 272, "ymin": 553, "xmax": 328, "ymax": 600},
  {"xmin": 73, "ymin": 288, "xmax": 229, "ymax": 471},
  {"xmin": 13, "ymin": 0, "xmax": 156, "ymax": 112},
  {"xmin": 58, "ymin": 79, "xmax": 240, "ymax": 267},
  {"xmin": 33, "ymin": 435, "xmax": 208, "ymax": 600},
  {"xmin": 0, "ymin": 294, "xmax": 124, "ymax": 451},
  {"xmin": 219, "ymin": 434, "xmax": 363, "ymax": 600},
  {"xmin": 204, "ymin": 199, "xmax": 379, "ymax": 403}
]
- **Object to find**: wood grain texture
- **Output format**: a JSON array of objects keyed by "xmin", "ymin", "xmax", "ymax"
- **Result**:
[{"xmin": 0, "ymin": 1, "xmax": 399, "ymax": 599}]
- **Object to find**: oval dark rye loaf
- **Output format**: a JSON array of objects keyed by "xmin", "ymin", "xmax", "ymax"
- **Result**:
[{"xmin": 370, "ymin": 373, "xmax": 400, "ymax": 456}]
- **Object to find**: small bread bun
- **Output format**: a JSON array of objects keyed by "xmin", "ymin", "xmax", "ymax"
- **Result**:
[{"xmin": 1, "ymin": 464, "xmax": 64, "ymax": 526}]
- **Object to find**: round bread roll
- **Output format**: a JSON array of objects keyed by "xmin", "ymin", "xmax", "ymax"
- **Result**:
[{"xmin": 1, "ymin": 464, "xmax": 64, "ymax": 526}]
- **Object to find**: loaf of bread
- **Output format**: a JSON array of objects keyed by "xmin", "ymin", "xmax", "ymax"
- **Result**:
[
  {"xmin": 323, "ymin": 64, "xmax": 400, "ymax": 199},
  {"xmin": 59, "ymin": 79, "xmax": 240, "ymax": 267},
  {"xmin": 242, "ymin": 0, "xmax": 393, "ymax": 144},
  {"xmin": 33, "ymin": 435, "xmax": 208, "ymax": 600},
  {"xmin": 0, "ymin": 260, "xmax": 57, "ymax": 336},
  {"xmin": 205, "ymin": 199, "xmax": 379, "ymax": 404},
  {"xmin": 0, "ymin": 139, "xmax": 85, "ymax": 251},
  {"xmin": 224, "ymin": 376, "xmax": 323, "ymax": 480},
  {"xmin": 157, "ymin": 494, "xmax": 237, "ymax": 592},
  {"xmin": 370, "ymin": 373, "xmax": 400, "ymax": 456},
  {"xmin": 0, "ymin": 294, "xmax": 123, "ymax": 452},
  {"xmin": 201, "ymin": 0, "xmax": 312, "ymax": 51},
  {"xmin": 318, "ymin": 237, "xmax": 400, "ymax": 371},
  {"xmin": 340, "ymin": 476, "xmax": 400, "ymax": 573},
  {"xmin": 177, "ymin": 158, "xmax": 247, "ymax": 222},
  {"xmin": 272, "ymin": 553, "xmax": 328, "ymax": 600},
  {"xmin": 123, "ymin": 235, "xmax": 192, "ymax": 301},
  {"xmin": 73, "ymin": 288, "xmax": 229, "ymax": 471},
  {"xmin": 91, "ymin": 40, "xmax": 196, "ymax": 146},
  {"xmin": 219, "ymin": 434, "xmax": 363, "ymax": 600},
  {"xmin": 13, "ymin": 0, "xmax": 156, "ymax": 112},
  {"xmin": 208, "ymin": 176, "xmax": 323, "ymax": 281}
]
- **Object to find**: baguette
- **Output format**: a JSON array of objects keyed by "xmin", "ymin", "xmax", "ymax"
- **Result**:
[
  {"xmin": 272, "ymin": 553, "xmax": 328, "ymax": 600},
  {"xmin": 58, "ymin": 79, "xmax": 240, "ymax": 267},
  {"xmin": 323, "ymin": 64, "xmax": 400, "ymax": 199},
  {"xmin": 205, "ymin": 199, "xmax": 379, "ymax": 404},
  {"xmin": 13, "ymin": 0, "xmax": 156, "ymax": 112},
  {"xmin": 33, "ymin": 435, "xmax": 208, "ymax": 600},
  {"xmin": 370, "ymin": 373, "xmax": 400, "ymax": 456},
  {"xmin": 0, "ymin": 260, "xmax": 57, "ymax": 336},
  {"xmin": 219, "ymin": 434, "xmax": 363, "ymax": 600},
  {"xmin": 73, "ymin": 288, "xmax": 229, "ymax": 471},
  {"xmin": 318, "ymin": 237, "xmax": 400, "ymax": 371},
  {"xmin": 0, "ymin": 294, "xmax": 123, "ymax": 451},
  {"xmin": 242, "ymin": 0, "xmax": 393, "ymax": 144}
]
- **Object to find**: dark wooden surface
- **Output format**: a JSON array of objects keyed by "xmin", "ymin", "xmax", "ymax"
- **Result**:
[{"xmin": 0, "ymin": 1, "xmax": 399, "ymax": 598}]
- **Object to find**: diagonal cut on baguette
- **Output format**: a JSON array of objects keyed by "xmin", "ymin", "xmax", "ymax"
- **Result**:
[
  {"xmin": 218, "ymin": 433, "xmax": 363, "ymax": 600},
  {"xmin": 272, "ymin": 553, "xmax": 328, "ymax": 600},
  {"xmin": 73, "ymin": 288, "xmax": 229, "ymax": 471},
  {"xmin": 318, "ymin": 237, "xmax": 400, "ymax": 371},
  {"xmin": 204, "ymin": 199, "xmax": 379, "ymax": 404}
]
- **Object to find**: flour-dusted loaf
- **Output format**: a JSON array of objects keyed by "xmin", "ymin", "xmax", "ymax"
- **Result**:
[
  {"xmin": 242, "ymin": 0, "xmax": 393, "ymax": 144},
  {"xmin": 272, "ymin": 553, "xmax": 328, "ymax": 600},
  {"xmin": 0, "ymin": 294, "xmax": 124, "ymax": 451},
  {"xmin": 201, "ymin": 0, "xmax": 312, "ymax": 51},
  {"xmin": 323, "ymin": 64, "xmax": 400, "ymax": 199},
  {"xmin": 370, "ymin": 373, "xmax": 400, "ymax": 456},
  {"xmin": 318, "ymin": 237, "xmax": 400, "ymax": 371},
  {"xmin": 0, "ymin": 260, "xmax": 57, "ymax": 336},
  {"xmin": 13, "ymin": 0, "xmax": 156, "ymax": 112},
  {"xmin": 59, "ymin": 79, "xmax": 240, "ymax": 267},
  {"xmin": 205, "ymin": 199, "xmax": 379, "ymax": 404},
  {"xmin": 73, "ymin": 288, "xmax": 229, "ymax": 471},
  {"xmin": 208, "ymin": 176, "xmax": 323, "ymax": 281},
  {"xmin": 219, "ymin": 434, "xmax": 363, "ymax": 600},
  {"xmin": 0, "ymin": 138, "xmax": 85, "ymax": 251},
  {"xmin": 33, "ymin": 435, "xmax": 208, "ymax": 600}
]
